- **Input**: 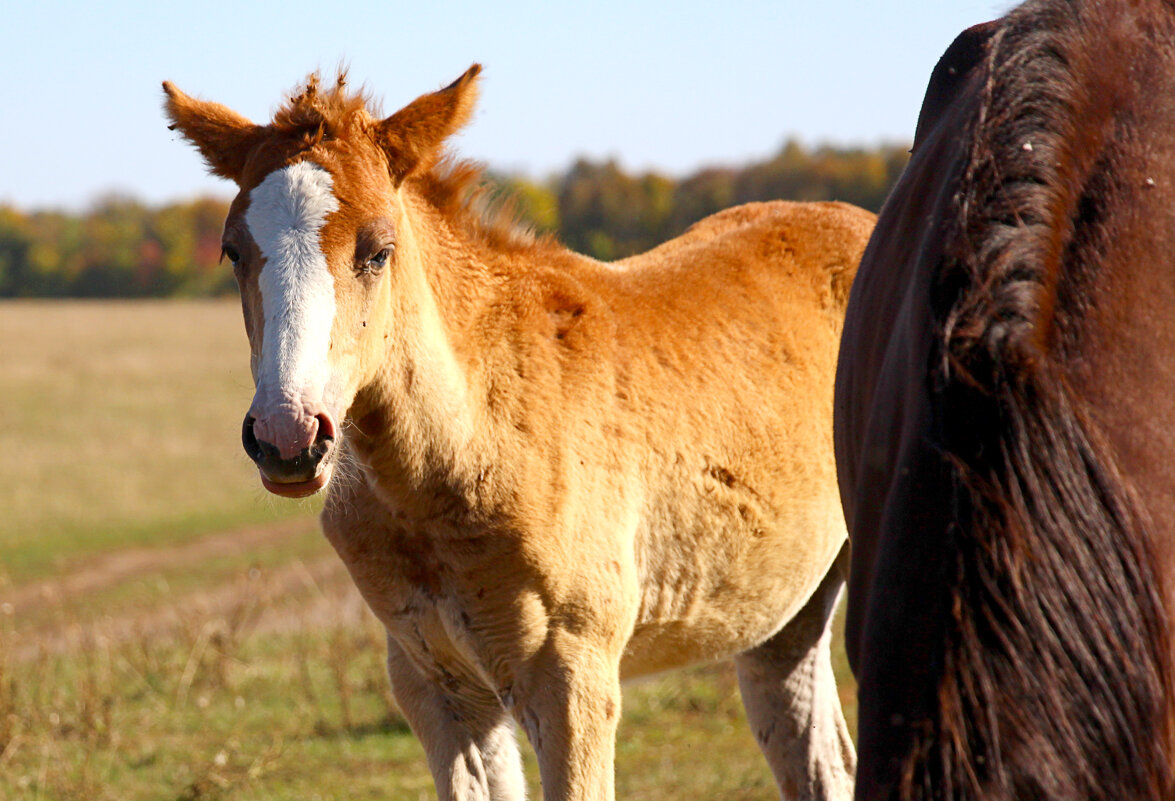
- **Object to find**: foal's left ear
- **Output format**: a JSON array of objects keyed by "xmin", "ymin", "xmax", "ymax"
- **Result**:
[
  {"xmin": 162, "ymin": 82, "xmax": 267, "ymax": 183},
  {"xmin": 374, "ymin": 64, "xmax": 482, "ymax": 183}
]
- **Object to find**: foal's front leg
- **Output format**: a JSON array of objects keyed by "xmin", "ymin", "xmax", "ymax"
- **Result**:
[
  {"xmin": 513, "ymin": 631, "xmax": 623, "ymax": 801},
  {"xmin": 386, "ymin": 636, "xmax": 526, "ymax": 801}
]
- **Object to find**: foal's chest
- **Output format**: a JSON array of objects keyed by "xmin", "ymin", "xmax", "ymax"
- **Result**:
[{"xmin": 320, "ymin": 492, "xmax": 554, "ymax": 695}]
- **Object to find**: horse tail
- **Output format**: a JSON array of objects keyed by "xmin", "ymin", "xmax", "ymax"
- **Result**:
[{"xmin": 917, "ymin": 1, "xmax": 1174, "ymax": 798}]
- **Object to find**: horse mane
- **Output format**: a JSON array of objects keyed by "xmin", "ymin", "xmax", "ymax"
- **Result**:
[
  {"xmin": 271, "ymin": 71, "xmax": 374, "ymax": 139},
  {"xmin": 414, "ymin": 156, "xmax": 557, "ymax": 254},
  {"xmin": 270, "ymin": 72, "xmax": 549, "ymax": 254},
  {"xmin": 919, "ymin": 1, "xmax": 1174, "ymax": 798}
]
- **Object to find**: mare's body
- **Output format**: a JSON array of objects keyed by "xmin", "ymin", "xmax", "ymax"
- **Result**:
[{"xmin": 835, "ymin": 2, "xmax": 1175, "ymax": 799}]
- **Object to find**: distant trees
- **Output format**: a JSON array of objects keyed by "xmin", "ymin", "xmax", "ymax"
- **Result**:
[
  {"xmin": 554, "ymin": 139, "xmax": 908, "ymax": 260},
  {"xmin": 0, "ymin": 196, "xmax": 231, "ymax": 299},
  {"xmin": 0, "ymin": 140, "xmax": 908, "ymax": 297}
]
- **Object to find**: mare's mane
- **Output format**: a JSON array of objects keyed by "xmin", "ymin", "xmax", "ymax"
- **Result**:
[
  {"xmin": 940, "ymin": 0, "xmax": 1134, "ymax": 377},
  {"xmin": 271, "ymin": 72, "xmax": 549, "ymax": 254},
  {"xmin": 912, "ymin": 0, "xmax": 1174, "ymax": 798}
]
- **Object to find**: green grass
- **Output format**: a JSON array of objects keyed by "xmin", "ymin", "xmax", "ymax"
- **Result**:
[
  {"xmin": 1, "ymin": 602, "xmax": 854, "ymax": 801},
  {"xmin": 0, "ymin": 610, "xmax": 401, "ymax": 801},
  {"xmin": 0, "ymin": 580, "xmax": 856, "ymax": 801},
  {"xmin": 7, "ymin": 523, "xmax": 328, "ymax": 636},
  {"xmin": 1, "ymin": 298, "xmax": 858, "ymax": 800}
]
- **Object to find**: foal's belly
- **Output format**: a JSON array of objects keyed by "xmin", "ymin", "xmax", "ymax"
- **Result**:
[{"xmin": 619, "ymin": 494, "xmax": 846, "ymax": 678}]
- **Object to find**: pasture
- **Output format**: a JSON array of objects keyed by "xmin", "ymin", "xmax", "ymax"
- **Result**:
[{"xmin": 0, "ymin": 300, "xmax": 856, "ymax": 800}]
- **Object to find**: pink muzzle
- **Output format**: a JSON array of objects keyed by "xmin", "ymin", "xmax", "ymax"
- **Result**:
[{"xmin": 242, "ymin": 399, "xmax": 338, "ymax": 497}]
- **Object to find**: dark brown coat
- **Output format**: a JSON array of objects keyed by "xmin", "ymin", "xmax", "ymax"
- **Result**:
[{"xmin": 836, "ymin": 2, "xmax": 1175, "ymax": 799}]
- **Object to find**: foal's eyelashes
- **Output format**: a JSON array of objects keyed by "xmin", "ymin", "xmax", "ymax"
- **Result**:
[
  {"xmin": 354, "ymin": 218, "xmax": 397, "ymax": 276},
  {"xmin": 221, "ymin": 243, "xmax": 241, "ymax": 267}
]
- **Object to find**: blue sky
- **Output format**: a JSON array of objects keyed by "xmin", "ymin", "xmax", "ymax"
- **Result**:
[{"xmin": 3, "ymin": 1, "xmax": 1008, "ymax": 210}]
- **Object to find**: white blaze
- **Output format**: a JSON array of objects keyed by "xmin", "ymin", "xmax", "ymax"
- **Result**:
[{"xmin": 246, "ymin": 162, "xmax": 339, "ymax": 404}]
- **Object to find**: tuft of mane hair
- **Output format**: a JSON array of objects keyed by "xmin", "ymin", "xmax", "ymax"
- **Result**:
[
  {"xmin": 415, "ymin": 156, "xmax": 557, "ymax": 254},
  {"xmin": 271, "ymin": 71, "xmax": 377, "ymax": 143},
  {"xmin": 913, "ymin": 0, "xmax": 1175, "ymax": 799}
]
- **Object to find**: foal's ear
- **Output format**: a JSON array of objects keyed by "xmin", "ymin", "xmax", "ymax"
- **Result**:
[
  {"xmin": 162, "ymin": 82, "xmax": 266, "ymax": 183},
  {"xmin": 374, "ymin": 64, "xmax": 482, "ymax": 183}
]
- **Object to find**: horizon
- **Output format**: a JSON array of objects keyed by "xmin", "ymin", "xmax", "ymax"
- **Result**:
[{"xmin": 3, "ymin": 137, "xmax": 912, "ymax": 215}]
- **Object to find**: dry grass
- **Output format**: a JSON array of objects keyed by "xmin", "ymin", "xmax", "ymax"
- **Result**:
[
  {"xmin": 0, "ymin": 558, "xmax": 855, "ymax": 801},
  {"xmin": 0, "ymin": 572, "xmax": 399, "ymax": 801},
  {"xmin": 0, "ymin": 563, "xmax": 858, "ymax": 801},
  {"xmin": 0, "ymin": 580, "xmax": 845, "ymax": 798},
  {"xmin": 0, "ymin": 300, "xmax": 312, "ymax": 582}
]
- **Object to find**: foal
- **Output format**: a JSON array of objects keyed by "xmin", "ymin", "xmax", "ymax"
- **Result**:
[{"xmin": 165, "ymin": 67, "xmax": 873, "ymax": 801}]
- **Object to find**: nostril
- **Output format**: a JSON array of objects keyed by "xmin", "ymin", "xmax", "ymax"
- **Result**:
[
  {"xmin": 242, "ymin": 414, "xmax": 263, "ymax": 462},
  {"xmin": 241, "ymin": 414, "xmax": 280, "ymax": 465},
  {"xmin": 314, "ymin": 412, "xmax": 337, "ymax": 448}
]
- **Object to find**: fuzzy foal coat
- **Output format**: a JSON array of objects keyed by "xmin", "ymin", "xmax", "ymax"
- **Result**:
[{"xmin": 164, "ymin": 69, "xmax": 875, "ymax": 801}]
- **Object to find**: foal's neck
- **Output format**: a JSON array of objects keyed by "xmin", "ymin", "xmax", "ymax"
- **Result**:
[{"xmin": 345, "ymin": 194, "xmax": 509, "ymax": 514}]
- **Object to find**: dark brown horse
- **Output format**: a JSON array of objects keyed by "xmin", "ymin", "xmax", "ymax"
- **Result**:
[{"xmin": 835, "ymin": 1, "xmax": 1175, "ymax": 799}]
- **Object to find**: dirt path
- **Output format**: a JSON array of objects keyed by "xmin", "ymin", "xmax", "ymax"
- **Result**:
[
  {"xmin": 0, "ymin": 517, "xmax": 375, "ymax": 660},
  {"xmin": 1, "ymin": 517, "xmax": 316, "ymax": 616}
]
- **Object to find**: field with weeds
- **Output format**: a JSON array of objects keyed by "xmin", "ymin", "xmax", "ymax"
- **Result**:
[{"xmin": 1, "ymin": 300, "xmax": 856, "ymax": 800}]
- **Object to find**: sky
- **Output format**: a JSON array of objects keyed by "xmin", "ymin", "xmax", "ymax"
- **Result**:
[{"xmin": 2, "ymin": 0, "xmax": 1009, "ymax": 211}]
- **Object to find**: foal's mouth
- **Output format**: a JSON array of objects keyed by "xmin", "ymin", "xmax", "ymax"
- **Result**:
[
  {"xmin": 260, "ymin": 467, "xmax": 333, "ymax": 498},
  {"xmin": 254, "ymin": 442, "xmax": 339, "ymax": 499},
  {"xmin": 243, "ymin": 411, "xmax": 339, "ymax": 499}
]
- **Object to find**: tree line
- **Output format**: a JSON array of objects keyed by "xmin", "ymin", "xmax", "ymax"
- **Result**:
[{"xmin": 0, "ymin": 139, "xmax": 908, "ymax": 298}]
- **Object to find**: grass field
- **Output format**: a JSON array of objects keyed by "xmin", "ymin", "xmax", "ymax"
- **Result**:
[
  {"xmin": 0, "ymin": 300, "xmax": 314, "ymax": 581},
  {"xmin": 1, "ymin": 299, "xmax": 856, "ymax": 801}
]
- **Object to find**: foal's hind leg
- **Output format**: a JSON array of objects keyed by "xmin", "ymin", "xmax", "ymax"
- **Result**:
[
  {"xmin": 386, "ymin": 636, "xmax": 525, "ymax": 801},
  {"xmin": 734, "ymin": 553, "xmax": 855, "ymax": 801}
]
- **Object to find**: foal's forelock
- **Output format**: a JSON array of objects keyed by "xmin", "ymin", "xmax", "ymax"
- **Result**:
[{"xmin": 245, "ymin": 161, "xmax": 340, "ymax": 409}]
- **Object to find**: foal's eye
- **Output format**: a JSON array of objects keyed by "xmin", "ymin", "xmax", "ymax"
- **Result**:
[
  {"xmin": 365, "ymin": 247, "xmax": 392, "ymax": 271},
  {"xmin": 222, "ymin": 244, "xmax": 241, "ymax": 267}
]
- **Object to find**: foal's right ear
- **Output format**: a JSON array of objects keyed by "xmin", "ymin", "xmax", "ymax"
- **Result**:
[{"xmin": 162, "ymin": 82, "xmax": 266, "ymax": 183}]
